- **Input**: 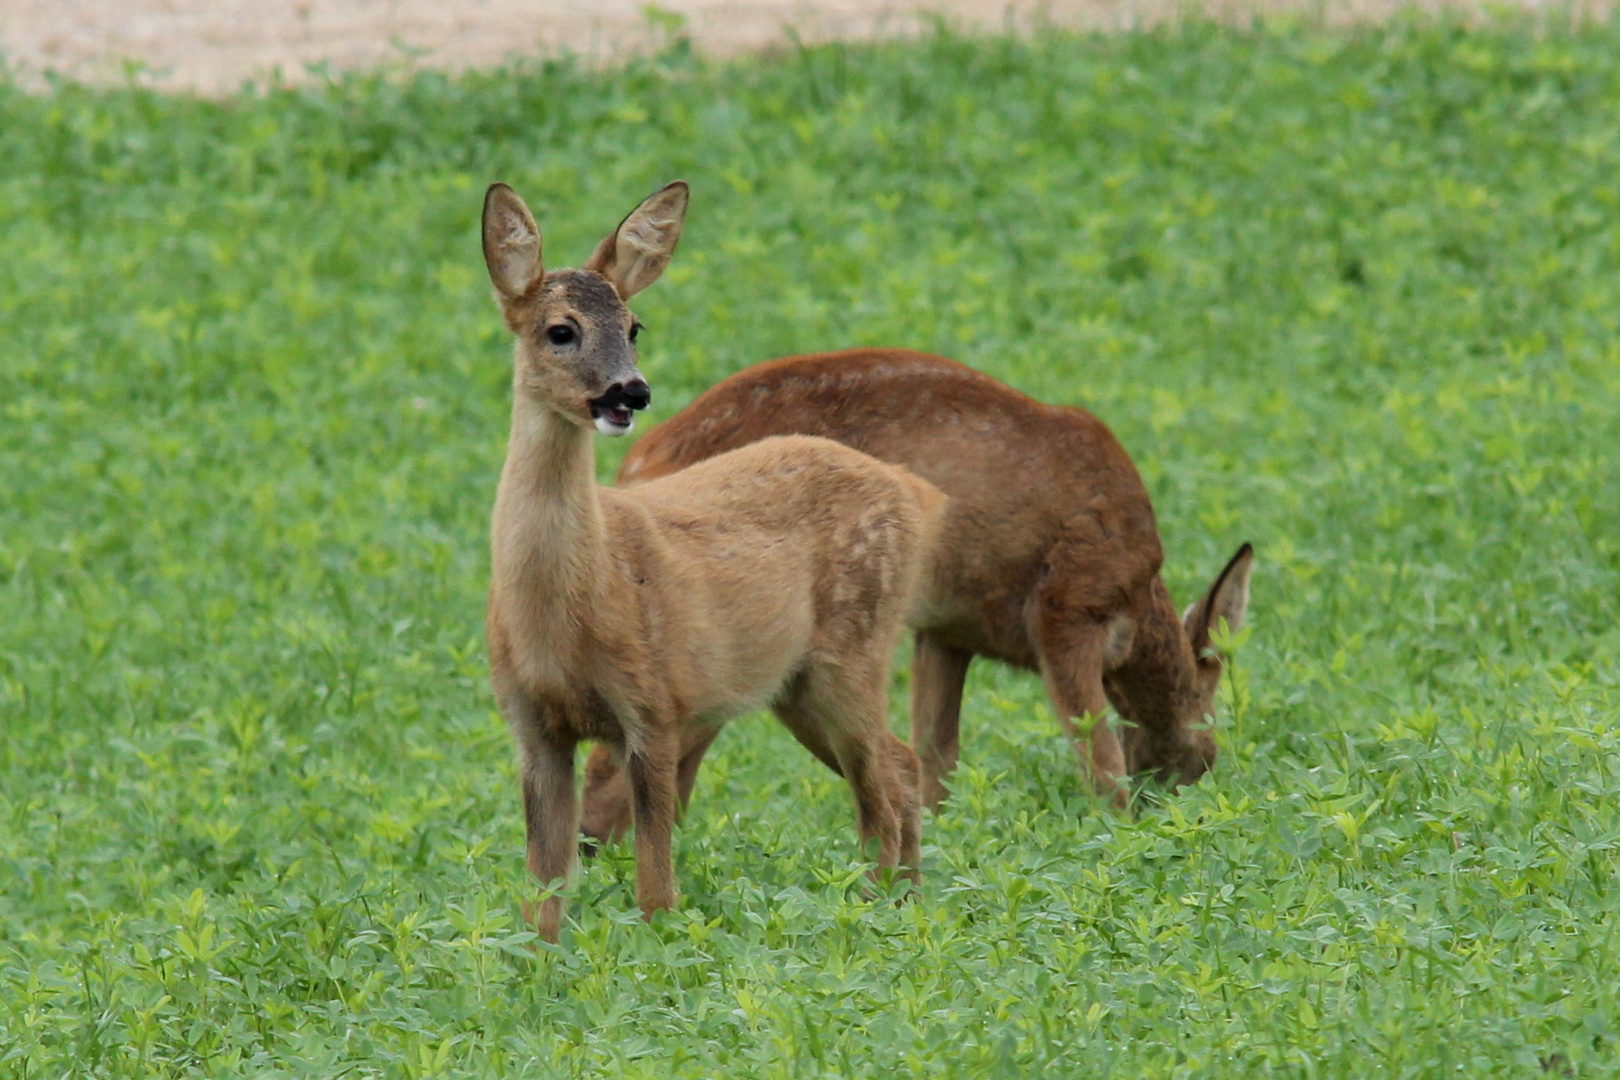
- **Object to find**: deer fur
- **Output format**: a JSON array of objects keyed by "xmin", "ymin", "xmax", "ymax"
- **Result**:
[
  {"xmin": 580, "ymin": 349, "xmax": 1254, "ymax": 843},
  {"xmin": 482, "ymin": 187, "xmax": 943, "ymax": 942}
]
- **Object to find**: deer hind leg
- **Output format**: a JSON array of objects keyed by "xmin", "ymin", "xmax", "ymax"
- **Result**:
[
  {"xmin": 889, "ymin": 735, "xmax": 923, "ymax": 872},
  {"xmin": 776, "ymin": 663, "xmax": 922, "ymax": 885},
  {"xmin": 580, "ymin": 721, "xmax": 725, "ymax": 854},
  {"xmin": 625, "ymin": 727, "xmax": 681, "ymax": 920},
  {"xmin": 909, "ymin": 632, "xmax": 972, "ymax": 811},
  {"xmin": 579, "ymin": 743, "xmax": 631, "ymax": 853},
  {"xmin": 1031, "ymin": 604, "xmax": 1129, "ymax": 811},
  {"xmin": 517, "ymin": 733, "xmax": 578, "ymax": 944}
]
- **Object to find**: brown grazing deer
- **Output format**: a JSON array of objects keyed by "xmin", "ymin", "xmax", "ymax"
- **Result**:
[
  {"xmin": 580, "ymin": 349, "xmax": 1253, "ymax": 844},
  {"xmin": 481, "ymin": 185, "xmax": 944, "ymax": 942}
]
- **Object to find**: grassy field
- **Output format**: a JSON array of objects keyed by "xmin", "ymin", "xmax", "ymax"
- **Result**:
[{"xmin": 4, "ymin": 14, "xmax": 1620, "ymax": 1076}]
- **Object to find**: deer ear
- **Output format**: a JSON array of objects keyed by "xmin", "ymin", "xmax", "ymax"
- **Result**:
[
  {"xmin": 584, "ymin": 181, "xmax": 688, "ymax": 300},
  {"xmin": 1184, "ymin": 543, "xmax": 1254, "ymax": 654},
  {"xmin": 482, "ymin": 183, "xmax": 544, "ymax": 306}
]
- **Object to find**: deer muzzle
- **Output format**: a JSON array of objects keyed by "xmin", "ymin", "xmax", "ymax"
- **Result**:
[{"xmin": 590, "ymin": 378, "xmax": 652, "ymax": 436}]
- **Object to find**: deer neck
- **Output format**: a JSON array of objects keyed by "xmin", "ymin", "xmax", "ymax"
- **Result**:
[
  {"xmin": 1109, "ymin": 583, "xmax": 1200, "ymax": 737},
  {"xmin": 491, "ymin": 395, "xmax": 610, "ymax": 657}
]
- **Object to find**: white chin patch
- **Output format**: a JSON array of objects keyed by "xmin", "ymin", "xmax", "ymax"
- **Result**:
[{"xmin": 593, "ymin": 414, "xmax": 634, "ymax": 436}]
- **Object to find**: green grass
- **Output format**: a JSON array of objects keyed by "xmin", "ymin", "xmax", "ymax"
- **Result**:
[{"xmin": 5, "ymin": 13, "xmax": 1620, "ymax": 1076}]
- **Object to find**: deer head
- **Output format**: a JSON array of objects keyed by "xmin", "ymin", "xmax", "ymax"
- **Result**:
[
  {"xmin": 481, "ymin": 180, "xmax": 689, "ymax": 435},
  {"xmin": 1108, "ymin": 543, "xmax": 1254, "ymax": 790}
]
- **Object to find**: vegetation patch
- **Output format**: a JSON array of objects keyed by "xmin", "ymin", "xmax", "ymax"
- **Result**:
[{"xmin": 3, "ymin": 15, "xmax": 1620, "ymax": 1076}]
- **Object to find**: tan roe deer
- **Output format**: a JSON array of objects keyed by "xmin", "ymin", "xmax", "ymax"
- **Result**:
[
  {"xmin": 580, "ymin": 349, "xmax": 1253, "ymax": 844},
  {"xmin": 482, "ymin": 186, "xmax": 944, "ymax": 941}
]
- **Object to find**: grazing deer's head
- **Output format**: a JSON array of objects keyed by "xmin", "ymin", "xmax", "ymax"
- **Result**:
[
  {"xmin": 482, "ymin": 181, "xmax": 688, "ymax": 435},
  {"xmin": 1108, "ymin": 543, "xmax": 1254, "ymax": 790}
]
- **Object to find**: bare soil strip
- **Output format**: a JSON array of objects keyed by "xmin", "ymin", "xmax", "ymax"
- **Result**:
[{"xmin": 1, "ymin": 0, "xmax": 1605, "ymax": 94}]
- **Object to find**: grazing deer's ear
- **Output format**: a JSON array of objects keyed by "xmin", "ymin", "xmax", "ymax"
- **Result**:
[
  {"xmin": 1184, "ymin": 542, "xmax": 1254, "ymax": 655},
  {"xmin": 584, "ymin": 181, "xmax": 688, "ymax": 300},
  {"xmin": 482, "ymin": 183, "xmax": 544, "ymax": 305}
]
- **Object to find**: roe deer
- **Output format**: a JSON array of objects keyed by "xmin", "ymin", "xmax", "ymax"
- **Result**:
[
  {"xmin": 580, "ymin": 349, "xmax": 1253, "ymax": 842},
  {"xmin": 481, "ymin": 187, "xmax": 943, "ymax": 942}
]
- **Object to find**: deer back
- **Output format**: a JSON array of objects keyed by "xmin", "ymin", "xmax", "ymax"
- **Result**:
[{"xmin": 619, "ymin": 348, "xmax": 1164, "ymax": 666}]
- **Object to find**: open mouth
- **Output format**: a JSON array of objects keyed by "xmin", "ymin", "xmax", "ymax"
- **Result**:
[
  {"xmin": 590, "ymin": 403, "xmax": 635, "ymax": 432},
  {"xmin": 588, "ymin": 382, "xmax": 649, "ymax": 436}
]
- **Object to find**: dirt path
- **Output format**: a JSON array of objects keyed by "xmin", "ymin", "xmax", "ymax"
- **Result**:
[{"xmin": 0, "ymin": 0, "xmax": 1596, "ymax": 94}]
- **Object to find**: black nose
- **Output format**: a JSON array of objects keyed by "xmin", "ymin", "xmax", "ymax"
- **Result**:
[{"xmin": 617, "ymin": 379, "xmax": 651, "ymax": 411}]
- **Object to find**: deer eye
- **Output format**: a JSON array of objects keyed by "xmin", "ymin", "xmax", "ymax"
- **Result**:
[
  {"xmin": 545, "ymin": 324, "xmax": 576, "ymax": 346},
  {"xmin": 629, "ymin": 322, "xmax": 644, "ymax": 343}
]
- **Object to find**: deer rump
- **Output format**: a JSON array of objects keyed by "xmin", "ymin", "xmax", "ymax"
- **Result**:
[{"xmin": 582, "ymin": 347, "xmax": 1253, "ymax": 843}]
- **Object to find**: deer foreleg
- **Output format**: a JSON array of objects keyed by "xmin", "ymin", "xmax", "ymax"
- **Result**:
[
  {"xmin": 519, "ymin": 735, "xmax": 578, "ymax": 943},
  {"xmin": 626, "ymin": 730, "xmax": 680, "ymax": 919},
  {"xmin": 1033, "ymin": 620, "xmax": 1129, "ymax": 811}
]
